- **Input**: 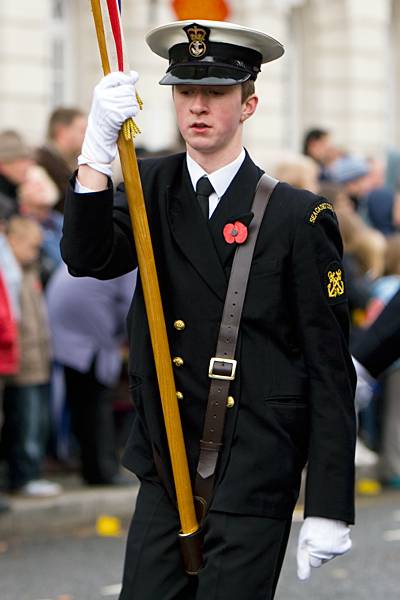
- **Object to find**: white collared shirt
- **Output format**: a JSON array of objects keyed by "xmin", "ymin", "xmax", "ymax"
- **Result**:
[{"xmin": 186, "ymin": 148, "xmax": 246, "ymax": 218}]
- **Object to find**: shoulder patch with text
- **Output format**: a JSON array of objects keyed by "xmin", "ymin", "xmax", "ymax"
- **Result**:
[{"xmin": 308, "ymin": 202, "xmax": 335, "ymax": 225}]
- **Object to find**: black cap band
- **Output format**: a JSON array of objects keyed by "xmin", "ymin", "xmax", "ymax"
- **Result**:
[{"xmin": 167, "ymin": 41, "xmax": 262, "ymax": 80}]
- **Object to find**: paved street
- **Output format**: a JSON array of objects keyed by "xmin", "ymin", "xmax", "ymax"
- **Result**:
[{"xmin": 0, "ymin": 490, "xmax": 399, "ymax": 600}]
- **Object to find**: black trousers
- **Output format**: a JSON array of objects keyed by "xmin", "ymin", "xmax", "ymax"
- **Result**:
[
  {"xmin": 120, "ymin": 480, "xmax": 291, "ymax": 600},
  {"xmin": 64, "ymin": 364, "xmax": 119, "ymax": 484}
]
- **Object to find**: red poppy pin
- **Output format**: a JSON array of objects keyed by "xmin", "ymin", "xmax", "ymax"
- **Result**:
[{"xmin": 223, "ymin": 221, "xmax": 248, "ymax": 245}]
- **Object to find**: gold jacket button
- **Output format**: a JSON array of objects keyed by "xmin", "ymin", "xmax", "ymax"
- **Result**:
[
  {"xmin": 226, "ymin": 396, "xmax": 235, "ymax": 408},
  {"xmin": 173, "ymin": 357, "xmax": 184, "ymax": 367},
  {"xmin": 176, "ymin": 391, "xmax": 184, "ymax": 400},
  {"xmin": 174, "ymin": 320, "xmax": 186, "ymax": 331}
]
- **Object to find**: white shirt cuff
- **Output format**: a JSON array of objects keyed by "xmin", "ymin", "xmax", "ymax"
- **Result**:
[{"xmin": 75, "ymin": 178, "xmax": 97, "ymax": 194}]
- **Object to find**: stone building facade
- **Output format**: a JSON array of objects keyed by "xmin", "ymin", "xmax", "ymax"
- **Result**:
[{"xmin": 0, "ymin": 0, "xmax": 399, "ymax": 169}]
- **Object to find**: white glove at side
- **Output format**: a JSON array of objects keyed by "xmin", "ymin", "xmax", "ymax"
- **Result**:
[
  {"xmin": 78, "ymin": 70, "xmax": 140, "ymax": 177},
  {"xmin": 297, "ymin": 517, "xmax": 352, "ymax": 581}
]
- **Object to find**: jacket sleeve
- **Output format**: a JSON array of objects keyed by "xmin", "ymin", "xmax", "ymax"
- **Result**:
[
  {"xmin": 352, "ymin": 288, "xmax": 400, "ymax": 377},
  {"xmin": 60, "ymin": 174, "xmax": 137, "ymax": 280},
  {"xmin": 292, "ymin": 199, "xmax": 357, "ymax": 524}
]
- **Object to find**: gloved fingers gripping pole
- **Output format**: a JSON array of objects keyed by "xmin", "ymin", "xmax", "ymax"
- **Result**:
[{"xmin": 89, "ymin": 0, "xmax": 143, "ymax": 142}]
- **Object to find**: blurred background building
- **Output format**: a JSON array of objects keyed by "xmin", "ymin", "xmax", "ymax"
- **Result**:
[{"xmin": 0, "ymin": 0, "xmax": 399, "ymax": 168}]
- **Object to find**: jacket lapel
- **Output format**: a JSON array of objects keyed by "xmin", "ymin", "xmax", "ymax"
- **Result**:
[
  {"xmin": 167, "ymin": 162, "xmax": 227, "ymax": 302},
  {"xmin": 209, "ymin": 153, "xmax": 264, "ymax": 270}
]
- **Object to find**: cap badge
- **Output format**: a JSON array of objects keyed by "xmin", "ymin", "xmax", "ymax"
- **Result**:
[{"xmin": 183, "ymin": 24, "xmax": 210, "ymax": 58}]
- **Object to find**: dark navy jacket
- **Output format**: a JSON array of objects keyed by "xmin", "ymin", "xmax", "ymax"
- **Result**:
[{"xmin": 61, "ymin": 151, "xmax": 356, "ymax": 523}]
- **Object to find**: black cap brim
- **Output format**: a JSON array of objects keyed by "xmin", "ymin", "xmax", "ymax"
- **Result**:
[{"xmin": 159, "ymin": 64, "xmax": 252, "ymax": 86}]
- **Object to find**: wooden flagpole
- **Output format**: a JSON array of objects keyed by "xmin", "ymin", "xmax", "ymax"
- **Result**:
[{"xmin": 89, "ymin": 0, "xmax": 199, "ymax": 537}]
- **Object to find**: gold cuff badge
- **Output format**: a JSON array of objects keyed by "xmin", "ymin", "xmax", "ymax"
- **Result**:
[{"xmin": 327, "ymin": 269, "xmax": 345, "ymax": 298}]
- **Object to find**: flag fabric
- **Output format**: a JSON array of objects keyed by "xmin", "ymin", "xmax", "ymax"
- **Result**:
[{"xmin": 99, "ymin": 0, "xmax": 129, "ymax": 72}]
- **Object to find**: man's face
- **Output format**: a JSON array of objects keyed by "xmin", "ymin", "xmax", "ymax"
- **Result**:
[
  {"xmin": 308, "ymin": 135, "xmax": 334, "ymax": 165},
  {"xmin": 57, "ymin": 116, "xmax": 87, "ymax": 157},
  {"xmin": 173, "ymin": 84, "xmax": 249, "ymax": 158},
  {"xmin": 8, "ymin": 229, "xmax": 42, "ymax": 267}
]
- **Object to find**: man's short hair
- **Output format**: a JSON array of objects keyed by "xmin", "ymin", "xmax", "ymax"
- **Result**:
[
  {"xmin": 47, "ymin": 107, "xmax": 85, "ymax": 141},
  {"xmin": 241, "ymin": 80, "xmax": 255, "ymax": 102},
  {"xmin": 0, "ymin": 130, "xmax": 32, "ymax": 163},
  {"xmin": 303, "ymin": 128, "xmax": 329, "ymax": 156}
]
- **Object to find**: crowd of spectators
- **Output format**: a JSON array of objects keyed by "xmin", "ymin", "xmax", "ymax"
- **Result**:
[
  {"xmin": 0, "ymin": 117, "xmax": 399, "ymax": 515},
  {"xmin": 0, "ymin": 109, "xmax": 136, "ymax": 514}
]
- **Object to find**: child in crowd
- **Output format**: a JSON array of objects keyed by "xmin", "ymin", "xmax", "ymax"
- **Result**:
[
  {"xmin": 17, "ymin": 164, "xmax": 63, "ymax": 285},
  {"xmin": 1, "ymin": 216, "xmax": 60, "ymax": 497}
]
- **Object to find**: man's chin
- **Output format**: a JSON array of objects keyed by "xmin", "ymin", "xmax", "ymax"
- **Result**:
[{"xmin": 186, "ymin": 139, "xmax": 217, "ymax": 155}]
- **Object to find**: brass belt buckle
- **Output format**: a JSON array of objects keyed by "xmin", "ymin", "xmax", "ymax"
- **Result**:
[{"xmin": 208, "ymin": 357, "xmax": 237, "ymax": 381}]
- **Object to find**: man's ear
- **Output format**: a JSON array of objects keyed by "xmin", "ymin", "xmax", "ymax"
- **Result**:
[{"xmin": 240, "ymin": 94, "xmax": 258, "ymax": 123}]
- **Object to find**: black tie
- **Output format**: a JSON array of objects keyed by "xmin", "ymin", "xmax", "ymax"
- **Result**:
[{"xmin": 196, "ymin": 176, "xmax": 214, "ymax": 220}]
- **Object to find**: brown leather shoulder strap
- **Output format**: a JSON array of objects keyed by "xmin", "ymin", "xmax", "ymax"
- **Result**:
[{"xmin": 194, "ymin": 173, "xmax": 279, "ymax": 515}]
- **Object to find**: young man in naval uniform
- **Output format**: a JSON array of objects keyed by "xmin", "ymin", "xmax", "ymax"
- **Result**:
[{"xmin": 61, "ymin": 19, "xmax": 356, "ymax": 600}]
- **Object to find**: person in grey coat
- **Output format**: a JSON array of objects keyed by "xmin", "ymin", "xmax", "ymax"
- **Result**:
[{"xmin": 46, "ymin": 262, "xmax": 136, "ymax": 484}]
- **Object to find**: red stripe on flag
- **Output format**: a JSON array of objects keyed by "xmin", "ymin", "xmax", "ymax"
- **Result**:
[{"xmin": 106, "ymin": 0, "xmax": 124, "ymax": 71}]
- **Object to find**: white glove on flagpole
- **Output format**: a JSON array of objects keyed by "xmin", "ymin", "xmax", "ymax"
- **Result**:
[
  {"xmin": 78, "ymin": 71, "xmax": 140, "ymax": 177},
  {"xmin": 297, "ymin": 517, "xmax": 352, "ymax": 581}
]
